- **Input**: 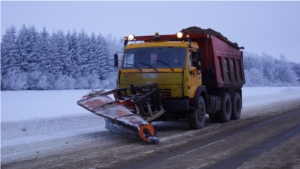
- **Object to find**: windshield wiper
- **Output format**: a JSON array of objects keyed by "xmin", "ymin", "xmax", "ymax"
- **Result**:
[
  {"xmin": 138, "ymin": 62, "xmax": 158, "ymax": 71},
  {"xmin": 156, "ymin": 60, "xmax": 174, "ymax": 71},
  {"xmin": 125, "ymin": 63, "xmax": 142, "ymax": 71}
]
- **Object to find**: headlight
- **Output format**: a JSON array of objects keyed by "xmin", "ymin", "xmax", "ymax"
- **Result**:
[
  {"xmin": 177, "ymin": 32, "xmax": 183, "ymax": 38},
  {"xmin": 128, "ymin": 34, "xmax": 135, "ymax": 41}
]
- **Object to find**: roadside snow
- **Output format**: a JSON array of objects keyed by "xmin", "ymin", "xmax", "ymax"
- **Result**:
[
  {"xmin": 1, "ymin": 90, "xmax": 91, "ymax": 121},
  {"xmin": 242, "ymin": 87, "xmax": 300, "ymax": 108},
  {"xmin": 1, "ymin": 87, "xmax": 300, "ymax": 148}
]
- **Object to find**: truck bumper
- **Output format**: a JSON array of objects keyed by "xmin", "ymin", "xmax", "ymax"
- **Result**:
[{"xmin": 164, "ymin": 98, "xmax": 189, "ymax": 111}]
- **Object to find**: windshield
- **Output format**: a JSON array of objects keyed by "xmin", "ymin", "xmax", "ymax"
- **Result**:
[{"xmin": 122, "ymin": 47, "xmax": 186, "ymax": 70}]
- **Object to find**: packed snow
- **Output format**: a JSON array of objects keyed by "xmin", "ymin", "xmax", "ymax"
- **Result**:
[{"xmin": 1, "ymin": 87, "xmax": 300, "ymax": 150}]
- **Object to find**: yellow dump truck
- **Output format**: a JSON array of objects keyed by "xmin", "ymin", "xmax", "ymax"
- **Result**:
[{"xmin": 78, "ymin": 26, "xmax": 245, "ymax": 143}]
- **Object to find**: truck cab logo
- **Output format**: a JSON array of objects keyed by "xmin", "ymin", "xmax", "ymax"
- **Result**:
[{"xmin": 142, "ymin": 73, "xmax": 158, "ymax": 78}]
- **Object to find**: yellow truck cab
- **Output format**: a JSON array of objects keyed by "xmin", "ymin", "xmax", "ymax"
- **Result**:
[{"xmin": 120, "ymin": 41, "xmax": 201, "ymax": 98}]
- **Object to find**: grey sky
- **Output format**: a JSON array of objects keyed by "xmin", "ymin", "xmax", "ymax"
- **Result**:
[{"xmin": 1, "ymin": 1, "xmax": 300, "ymax": 63}]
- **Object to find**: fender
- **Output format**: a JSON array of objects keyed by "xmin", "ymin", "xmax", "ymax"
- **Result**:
[{"xmin": 190, "ymin": 85, "xmax": 207, "ymax": 109}]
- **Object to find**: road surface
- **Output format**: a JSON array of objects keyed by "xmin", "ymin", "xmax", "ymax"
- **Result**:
[{"xmin": 2, "ymin": 98, "xmax": 300, "ymax": 169}]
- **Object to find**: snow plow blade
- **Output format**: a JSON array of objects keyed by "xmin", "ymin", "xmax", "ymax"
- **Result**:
[{"xmin": 77, "ymin": 83, "xmax": 165, "ymax": 144}]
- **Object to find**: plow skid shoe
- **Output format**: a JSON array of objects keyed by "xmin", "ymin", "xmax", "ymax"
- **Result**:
[{"xmin": 77, "ymin": 89, "xmax": 159, "ymax": 144}]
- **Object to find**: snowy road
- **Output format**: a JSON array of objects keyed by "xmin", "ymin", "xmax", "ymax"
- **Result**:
[
  {"xmin": 1, "ymin": 87, "xmax": 300, "ymax": 168},
  {"xmin": 121, "ymin": 108, "xmax": 300, "ymax": 169}
]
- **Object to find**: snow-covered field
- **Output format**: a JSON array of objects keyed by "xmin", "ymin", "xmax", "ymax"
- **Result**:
[{"xmin": 1, "ymin": 87, "xmax": 300, "ymax": 154}]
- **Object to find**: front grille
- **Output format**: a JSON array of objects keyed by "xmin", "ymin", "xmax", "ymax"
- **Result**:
[{"xmin": 159, "ymin": 89, "xmax": 171, "ymax": 97}]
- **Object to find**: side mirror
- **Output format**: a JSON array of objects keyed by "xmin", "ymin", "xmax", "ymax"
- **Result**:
[
  {"xmin": 114, "ymin": 53, "xmax": 118, "ymax": 67},
  {"xmin": 124, "ymin": 39, "xmax": 128, "ymax": 47}
]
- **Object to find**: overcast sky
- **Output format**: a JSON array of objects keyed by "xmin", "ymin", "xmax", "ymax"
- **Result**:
[{"xmin": 1, "ymin": 1, "xmax": 300, "ymax": 63}]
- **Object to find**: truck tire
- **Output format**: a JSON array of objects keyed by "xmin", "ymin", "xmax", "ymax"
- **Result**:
[
  {"xmin": 231, "ymin": 92, "xmax": 241, "ymax": 120},
  {"xmin": 217, "ymin": 93, "xmax": 232, "ymax": 122},
  {"xmin": 189, "ymin": 96, "xmax": 206, "ymax": 129}
]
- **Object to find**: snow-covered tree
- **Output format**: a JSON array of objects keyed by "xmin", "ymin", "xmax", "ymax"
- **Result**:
[
  {"xmin": 26, "ymin": 25, "xmax": 40, "ymax": 72},
  {"xmin": 36, "ymin": 74, "xmax": 48, "ymax": 90},
  {"xmin": 291, "ymin": 62, "xmax": 300, "ymax": 82},
  {"xmin": 1, "ymin": 68, "xmax": 28, "ymax": 90},
  {"xmin": 78, "ymin": 30, "xmax": 100, "ymax": 81},
  {"xmin": 261, "ymin": 53, "xmax": 276, "ymax": 83},
  {"xmin": 244, "ymin": 67, "xmax": 266, "ymax": 87},
  {"xmin": 273, "ymin": 54, "xmax": 297, "ymax": 84},
  {"xmin": 37, "ymin": 27, "xmax": 51, "ymax": 73},
  {"xmin": 1, "ymin": 26, "xmax": 19, "ymax": 83},
  {"xmin": 88, "ymin": 33, "xmax": 100, "ymax": 75},
  {"xmin": 96, "ymin": 33, "xmax": 110, "ymax": 80},
  {"xmin": 16, "ymin": 24, "xmax": 39, "ymax": 72},
  {"xmin": 77, "ymin": 30, "xmax": 91, "ymax": 65},
  {"xmin": 75, "ymin": 76, "xmax": 89, "ymax": 89},
  {"xmin": 106, "ymin": 35, "xmax": 124, "ymax": 70},
  {"xmin": 66, "ymin": 30, "xmax": 80, "ymax": 78},
  {"xmin": 49, "ymin": 30, "xmax": 68, "ymax": 76}
]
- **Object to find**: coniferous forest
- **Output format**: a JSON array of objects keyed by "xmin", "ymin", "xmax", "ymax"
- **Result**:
[
  {"xmin": 1, "ymin": 25, "xmax": 123, "ymax": 90},
  {"xmin": 1, "ymin": 25, "xmax": 300, "ymax": 90}
]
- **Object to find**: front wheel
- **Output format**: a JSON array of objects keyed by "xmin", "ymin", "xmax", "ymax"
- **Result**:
[{"xmin": 189, "ymin": 96, "xmax": 206, "ymax": 129}]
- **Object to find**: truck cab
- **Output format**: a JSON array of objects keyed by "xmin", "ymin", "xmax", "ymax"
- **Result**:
[{"xmin": 118, "ymin": 35, "xmax": 203, "ymax": 111}]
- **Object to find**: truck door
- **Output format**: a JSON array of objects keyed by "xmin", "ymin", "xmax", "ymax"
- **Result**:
[{"xmin": 188, "ymin": 50, "xmax": 202, "ymax": 97}]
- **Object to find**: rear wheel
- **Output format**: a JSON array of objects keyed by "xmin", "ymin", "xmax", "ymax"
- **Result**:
[
  {"xmin": 217, "ymin": 93, "xmax": 232, "ymax": 122},
  {"xmin": 189, "ymin": 96, "xmax": 206, "ymax": 129},
  {"xmin": 231, "ymin": 92, "xmax": 242, "ymax": 120}
]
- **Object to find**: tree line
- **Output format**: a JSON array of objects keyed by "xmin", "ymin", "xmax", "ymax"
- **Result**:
[
  {"xmin": 1, "ymin": 25, "xmax": 299, "ymax": 90},
  {"xmin": 243, "ymin": 52, "xmax": 300, "ymax": 86},
  {"xmin": 1, "ymin": 25, "xmax": 123, "ymax": 90}
]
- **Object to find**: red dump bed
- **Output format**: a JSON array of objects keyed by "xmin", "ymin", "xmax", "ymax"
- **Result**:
[{"xmin": 181, "ymin": 27, "xmax": 245, "ymax": 89}]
